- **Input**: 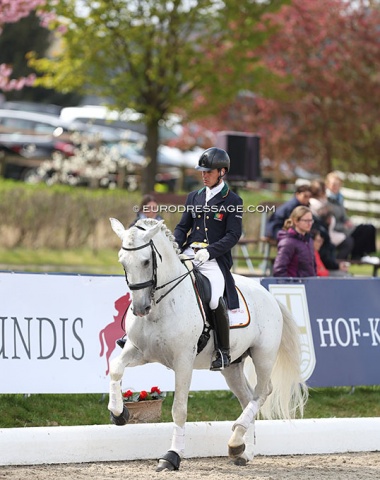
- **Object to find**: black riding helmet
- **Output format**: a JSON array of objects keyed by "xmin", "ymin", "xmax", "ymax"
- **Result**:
[{"xmin": 195, "ymin": 147, "xmax": 230, "ymax": 172}]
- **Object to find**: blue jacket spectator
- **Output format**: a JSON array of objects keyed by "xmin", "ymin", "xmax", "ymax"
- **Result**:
[{"xmin": 265, "ymin": 184, "xmax": 312, "ymax": 241}]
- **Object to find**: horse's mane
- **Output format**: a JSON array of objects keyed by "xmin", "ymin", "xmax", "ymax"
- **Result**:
[{"xmin": 132, "ymin": 218, "xmax": 181, "ymax": 255}]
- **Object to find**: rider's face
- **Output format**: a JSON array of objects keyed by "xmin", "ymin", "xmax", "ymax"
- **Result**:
[{"xmin": 201, "ymin": 168, "xmax": 224, "ymax": 188}]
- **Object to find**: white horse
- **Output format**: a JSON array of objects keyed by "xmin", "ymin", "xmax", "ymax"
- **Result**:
[{"xmin": 108, "ymin": 217, "xmax": 308, "ymax": 471}]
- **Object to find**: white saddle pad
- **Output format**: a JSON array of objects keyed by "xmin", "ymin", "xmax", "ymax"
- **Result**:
[{"xmin": 228, "ymin": 287, "xmax": 250, "ymax": 328}]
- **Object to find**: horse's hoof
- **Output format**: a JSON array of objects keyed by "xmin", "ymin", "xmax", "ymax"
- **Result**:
[
  {"xmin": 110, "ymin": 406, "xmax": 130, "ymax": 426},
  {"xmin": 233, "ymin": 456, "xmax": 248, "ymax": 466},
  {"xmin": 156, "ymin": 450, "xmax": 181, "ymax": 471},
  {"xmin": 228, "ymin": 443, "xmax": 245, "ymax": 459},
  {"xmin": 156, "ymin": 459, "xmax": 175, "ymax": 472}
]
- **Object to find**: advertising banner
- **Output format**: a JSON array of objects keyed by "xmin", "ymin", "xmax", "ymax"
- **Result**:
[
  {"xmin": 261, "ymin": 277, "xmax": 380, "ymax": 387},
  {"xmin": 1, "ymin": 272, "xmax": 379, "ymax": 393},
  {"xmin": 0, "ymin": 272, "xmax": 229, "ymax": 394}
]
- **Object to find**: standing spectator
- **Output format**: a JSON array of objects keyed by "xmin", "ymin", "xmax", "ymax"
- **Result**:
[
  {"xmin": 265, "ymin": 184, "xmax": 312, "ymax": 241},
  {"xmin": 325, "ymin": 172, "xmax": 378, "ymax": 264},
  {"xmin": 273, "ymin": 206, "xmax": 316, "ymax": 277},
  {"xmin": 129, "ymin": 194, "xmax": 163, "ymax": 227}
]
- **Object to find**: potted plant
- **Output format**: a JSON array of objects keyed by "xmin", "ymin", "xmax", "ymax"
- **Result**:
[{"xmin": 122, "ymin": 386, "xmax": 166, "ymax": 423}]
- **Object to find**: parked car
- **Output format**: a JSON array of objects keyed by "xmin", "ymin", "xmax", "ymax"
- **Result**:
[
  {"xmin": 0, "ymin": 109, "xmax": 77, "ymax": 181},
  {"xmin": 1, "ymin": 100, "xmax": 62, "ymax": 116}
]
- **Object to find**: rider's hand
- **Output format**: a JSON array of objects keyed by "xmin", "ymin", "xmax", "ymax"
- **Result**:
[{"xmin": 194, "ymin": 249, "xmax": 210, "ymax": 263}]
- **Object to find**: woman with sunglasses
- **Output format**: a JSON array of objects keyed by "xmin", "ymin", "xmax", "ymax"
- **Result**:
[{"xmin": 273, "ymin": 206, "xmax": 316, "ymax": 277}]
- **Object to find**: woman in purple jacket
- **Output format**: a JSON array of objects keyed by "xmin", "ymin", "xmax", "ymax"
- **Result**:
[{"xmin": 273, "ymin": 206, "xmax": 316, "ymax": 277}]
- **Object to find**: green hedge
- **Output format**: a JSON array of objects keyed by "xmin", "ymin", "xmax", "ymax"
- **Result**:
[{"xmin": 0, "ymin": 180, "xmax": 275, "ymax": 249}]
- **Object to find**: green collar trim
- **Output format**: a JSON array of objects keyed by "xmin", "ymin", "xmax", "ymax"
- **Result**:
[{"xmin": 197, "ymin": 183, "xmax": 229, "ymax": 197}]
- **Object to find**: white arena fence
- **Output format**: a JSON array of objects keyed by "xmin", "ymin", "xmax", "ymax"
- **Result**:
[
  {"xmin": 1, "ymin": 418, "xmax": 380, "ymax": 465},
  {"xmin": 337, "ymin": 171, "xmax": 380, "ymax": 229}
]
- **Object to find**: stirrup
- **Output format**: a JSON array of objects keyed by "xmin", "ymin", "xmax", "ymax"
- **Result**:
[
  {"xmin": 116, "ymin": 336, "xmax": 126, "ymax": 349},
  {"xmin": 210, "ymin": 351, "xmax": 231, "ymax": 371}
]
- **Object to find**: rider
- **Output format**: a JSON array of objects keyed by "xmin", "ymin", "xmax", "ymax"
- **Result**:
[{"xmin": 174, "ymin": 147, "xmax": 243, "ymax": 370}]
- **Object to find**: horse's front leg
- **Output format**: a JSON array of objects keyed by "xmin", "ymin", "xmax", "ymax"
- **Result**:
[
  {"xmin": 156, "ymin": 360, "xmax": 194, "ymax": 472},
  {"xmin": 108, "ymin": 341, "xmax": 144, "ymax": 425}
]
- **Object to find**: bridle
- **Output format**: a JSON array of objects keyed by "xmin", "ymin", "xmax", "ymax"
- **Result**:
[
  {"xmin": 122, "ymin": 238, "xmax": 161, "ymax": 292},
  {"xmin": 121, "ymin": 226, "xmax": 194, "ymax": 305}
]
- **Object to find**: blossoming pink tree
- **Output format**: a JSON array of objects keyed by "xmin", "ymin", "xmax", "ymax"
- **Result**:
[{"xmin": 0, "ymin": 0, "xmax": 45, "ymax": 91}]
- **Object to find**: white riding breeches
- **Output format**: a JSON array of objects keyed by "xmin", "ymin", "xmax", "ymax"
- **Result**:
[
  {"xmin": 196, "ymin": 259, "xmax": 225, "ymax": 310},
  {"xmin": 183, "ymin": 247, "xmax": 225, "ymax": 310}
]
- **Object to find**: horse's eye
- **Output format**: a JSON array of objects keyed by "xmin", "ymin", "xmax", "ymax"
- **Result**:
[{"xmin": 143, "ymin": 260, "xmax": 150, "ymax": 267}]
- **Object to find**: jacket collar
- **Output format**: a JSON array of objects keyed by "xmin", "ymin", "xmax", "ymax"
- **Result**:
[{"xmin": 197, "ymin": 183, "xmax": 229, "ymax": 201}]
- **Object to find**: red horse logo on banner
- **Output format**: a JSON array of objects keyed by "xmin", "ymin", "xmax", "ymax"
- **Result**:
[{"xmin": 99, "ymin": 292, "xmax": 131, "ymax": 375}]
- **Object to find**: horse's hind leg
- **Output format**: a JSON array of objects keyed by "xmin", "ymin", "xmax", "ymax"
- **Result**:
[
  {"xmin": 222, "ymin": 361, "xmax": 258, "ymax": 463},
  {"xmin": 224, "ymin": 347, "xmax": 277, "ymax": 463}
]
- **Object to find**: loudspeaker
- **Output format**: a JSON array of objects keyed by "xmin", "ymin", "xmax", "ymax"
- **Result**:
[{"xmin": 216, "ymin": 131, "xmax": 261, "ymax": 181}]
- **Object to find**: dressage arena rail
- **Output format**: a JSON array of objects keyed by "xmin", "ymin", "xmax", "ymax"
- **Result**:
[{"xmin": 1, "ymin": 418, "xmax": 380, "ymax": 466}]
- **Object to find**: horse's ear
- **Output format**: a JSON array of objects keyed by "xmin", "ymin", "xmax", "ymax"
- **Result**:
[{"xmin": 109, "ymin": 218, "xmax": 126, "ymax": 239}]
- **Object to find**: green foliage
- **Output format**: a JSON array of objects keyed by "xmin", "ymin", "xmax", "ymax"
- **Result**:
[
  {"xmin": 29, "ymin": 0, "xmax": 288, "ymax": 192},
  {"xmin": 0, "ymin": 179, "xmax": 278, "ymax": 250},
  {"xmin": 0, "ymin": 180, "xmax": 142, "ymax": 249},
  {"xmin": 1, "ymin": 387, "xmax": 379, "ymax": 427}
]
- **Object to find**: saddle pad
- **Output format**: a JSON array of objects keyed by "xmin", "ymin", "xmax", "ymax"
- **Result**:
[{"xmin": 228, "ymin": 287, "xmax": 250, "ymax": 329}]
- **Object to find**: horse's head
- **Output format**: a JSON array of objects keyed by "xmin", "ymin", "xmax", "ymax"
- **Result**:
[{"xmin": 110, "ymin": 217, "xmax": 170, "ymax": 317}]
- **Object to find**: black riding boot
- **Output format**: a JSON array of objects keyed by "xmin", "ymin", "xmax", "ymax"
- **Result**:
[{"xmin": 210, "ymin": 297, "xmax": 231, "ymax": 371}]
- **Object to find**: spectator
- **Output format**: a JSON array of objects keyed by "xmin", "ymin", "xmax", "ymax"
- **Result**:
[
  {"xmin": 310, "ymin": 229, "xmax": 351, "ymax": 277},
  {"xmin": 311, "ymin": 230, "xmax": 329, "ymax": 277},
  {"xmin": 313, "ymin": 208, "xmax": 352, "ymax": 274},
  {"xmin": 273, "ymin": 206, "xmax": 316, "ymax": 277},
  {"xmin": 265, "ymin": 184, "xmax": 312, "ymax": 241},
  {"xmin": 309, "ymin": 179, "xmax": 328, "ymax": 216},
  {"xmin": 129, "ymin": 194, "xmax": 163, "ymax": 228},
  {"xmin": 325, "ymin": 172, "xmax": 378, "ymax": 264}
]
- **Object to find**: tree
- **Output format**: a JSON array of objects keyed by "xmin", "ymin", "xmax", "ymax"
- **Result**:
[
  {"xmin": 257, "ymin": 0, "xmax": 380, "ymax": 175},
  {"xmin": 0, "ymin": 0, "xmax": 45, "ymax": 92},
  {"xmin": 193, "ymin": 0, "xmax": 380, "ymax": 178},
  {"xmin": 0, "ymin": 10, "xmax": 81, "ymax": 105},
  {"xmin": 30, "ymin": 0, "xmax": 288, "ymax": 193}
]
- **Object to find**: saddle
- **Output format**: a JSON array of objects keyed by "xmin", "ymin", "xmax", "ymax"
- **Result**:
[{"xmin": 180, "ymin": 257, "xmax": 249, "ymax": 358}]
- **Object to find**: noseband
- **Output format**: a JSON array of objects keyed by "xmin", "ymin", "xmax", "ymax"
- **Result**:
[{"xmin": 121, "ymin": 239, "xmax": 162, "ymax": 293}]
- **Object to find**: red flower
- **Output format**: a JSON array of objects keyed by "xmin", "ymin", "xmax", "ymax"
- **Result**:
[
  {"xmin": 123, "ymin": 390, "xmax": 133, "ymax": 398},
  {"xmin": 151, "ymin": 386, "xmax": 161, "ymax": 394},
  {"xmin": 139, "ymin": 390, "xmax": 148, "ymax": 400}
]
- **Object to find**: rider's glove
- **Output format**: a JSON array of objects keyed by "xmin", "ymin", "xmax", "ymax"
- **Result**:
[{"xmin": 194, "ymin": 248, "xmax": 210, "ymax": 263}]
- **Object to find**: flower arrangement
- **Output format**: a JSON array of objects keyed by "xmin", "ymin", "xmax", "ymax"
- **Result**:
[{"xmin": 122, "ymin": 386, "xmax": 166, "ymax": 403}]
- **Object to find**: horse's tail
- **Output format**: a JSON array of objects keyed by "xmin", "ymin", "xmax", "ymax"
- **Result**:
[{"xmin": 259, "ymin": 300, "xmax": 308, "ymax": 420}]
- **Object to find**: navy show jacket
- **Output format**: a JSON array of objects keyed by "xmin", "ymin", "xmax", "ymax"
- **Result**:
[{"xmin": 174, "ymin": 183, "xmax": 243, "ymax": 309}]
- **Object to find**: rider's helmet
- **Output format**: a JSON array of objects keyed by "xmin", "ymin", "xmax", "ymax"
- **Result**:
[{"xmin": 195, "ymin": 147, "xmax": 230, "ymax": 172}]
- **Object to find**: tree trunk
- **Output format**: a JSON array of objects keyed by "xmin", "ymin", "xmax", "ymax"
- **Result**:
[{"xmin": 142, "ymin": 120, "xmax": 159, "ymax": 194}]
